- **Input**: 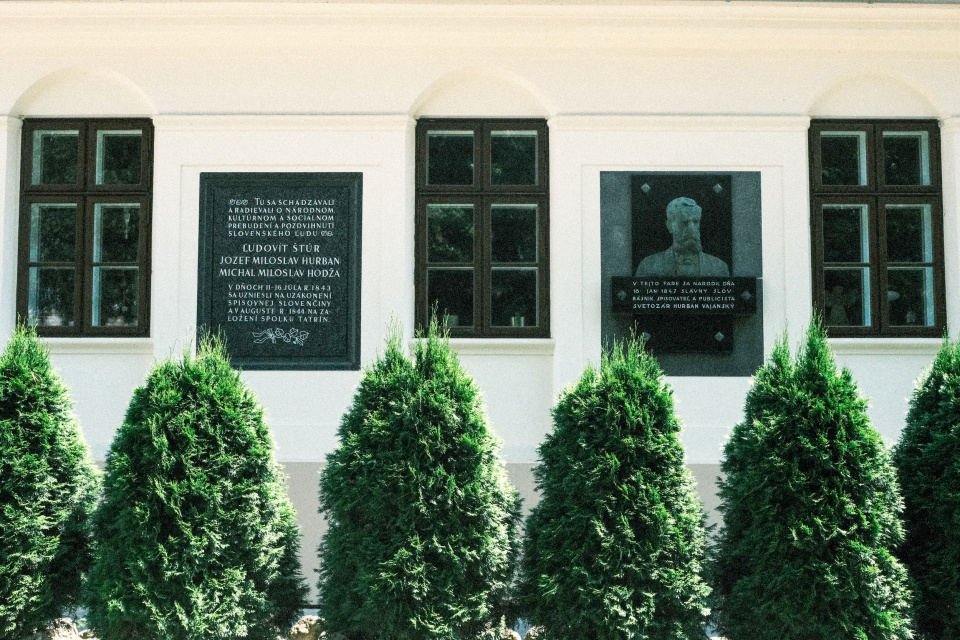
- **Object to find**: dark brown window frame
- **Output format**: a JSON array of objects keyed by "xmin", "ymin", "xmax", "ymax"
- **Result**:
[
  {"xmin": 810, "ymin": 118, "xmax": 945, "ymax": 338},
  {"xmin": 17, "ymin": 117, "xmax": 153, "ymax": 337},
  {"xmin": 415, "ymin": 118, "xmax": 550, "ymax": 338}
]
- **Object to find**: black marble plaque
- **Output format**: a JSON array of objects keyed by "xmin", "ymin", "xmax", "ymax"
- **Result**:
[
  {"xmin": 611, "ymin": 277, "xmax": 757, "ymax": 315},
  {"xmin": 198, "ymin": 173, "xmax": 362, "ymax": 370}
]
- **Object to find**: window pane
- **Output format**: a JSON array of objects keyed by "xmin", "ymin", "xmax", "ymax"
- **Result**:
[
  {"xmin": 824, "ymin": 268, "xmax": 870, "ymax": 327},
  {"xmin": 822, "ymin": 204, "xmax": 869, "ymax": 263},
  {"xmin": 92, "ymin": 266, "xmax": 138, "ymax": 327},
  {"xmin": 28, "ymin": 267, "xmax": 75, "ymax": 327},
  {"xmin": 883, "ymin": 131, "xmax": 929, "ymax": 186},
  {"xmin": 427, "ymin": 204, "xmax": 473, "ymax": 263},
  {"xmin": 888, "ymin": 267, "xmax": 934, "ymax": 327},
  {"xmin": 427, "ymin": 131, "xmax": 474, "ymax": 186},
  {"xmin": 94, "ymin": 203, "xmax": 140, "ymax": 262},
  {"xmin": 821, "ymin": 132, "xmax": 867, "ymax": 186},
  {"xmin": 96, "ymin": 130, "xmax": 143, "ymax": 185},
  {"xmin": 427, "ymin": 268, "xmax": 473, "ymax": 328},
  {"xmin": 29, "ymin": 204, "xmax": 77, "ymax": 262},
  {"xmin": 491, "ymin": 267, "xmax": 537, "ymax": 327},
  {"xmin": 886, "ymin": 204, "xmax": 932, "ymax": 263},
  {"xmin": 32, "ymin": 130, "xmax": 79, "ymax": 186},
  {"xmin": 491, "ymin": 131, "xmax": 537, "ymax": 185},
  {"xmin": 491, "ymin": 204, "xmax": 537, "ymax": 263}
]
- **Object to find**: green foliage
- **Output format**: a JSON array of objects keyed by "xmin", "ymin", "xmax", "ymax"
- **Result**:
[
  {"xmin": 893, "ymin": 338, "xmax": 960, "ymax": 639},
  {"xmin": 517, "ymin": 337, "xmax": 709, "ymax": 640},
  {"xmin": 84, "ymin": 337, "xmax": 307, "ymax": 640},
  {"xmin": 711, "ymin": 322, "xmax": 912, "ymax": 640},
  {"xmin": 0, "ymin": 325, "xmax": 100, "ymax": 637},
  {"xmin": 318, "ymin": 323, "xmax": 522, "ymax": 640}
]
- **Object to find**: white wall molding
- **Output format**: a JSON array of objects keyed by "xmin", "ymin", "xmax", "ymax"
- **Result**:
[
  {"xmin": 40, "ymin": 338, "xmax": 156, "ymax": 356},
  {"xmin": 549, "ymin": 115, "xmax": 811, "ymax": 133},
  {"xmin": 153, "ymin": 115, "xmax": 413, "ymax": 133},
  {"xmin": 829, "ymin": 338, "xmax": 942, "ymax": 357}
]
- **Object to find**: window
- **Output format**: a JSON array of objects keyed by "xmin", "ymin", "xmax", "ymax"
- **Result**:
[
  {"xmin": 18, "ymin": 118, "xmax": 153, "ymax": 336},
  {"xmin": 415, "ymin": 118, "xmax": 549, "ymax": 337},
  {"xmin": 809, "ymin": 119, "xmax": 944, "ymax": 337}
]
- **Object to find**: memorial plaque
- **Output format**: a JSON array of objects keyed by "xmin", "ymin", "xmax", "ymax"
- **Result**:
[
  {"xmin": 198, "ymin": 173, "xmax": 362, "ymax": 370},
  {"xmin": 611, "ymin": 277, "xmax": 757, "ymax": 315}
]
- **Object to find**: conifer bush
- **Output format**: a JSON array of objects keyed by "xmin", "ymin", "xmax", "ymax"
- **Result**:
[
  {"xmin": 0, "ymin": 325, "xmax": 100, "ymax": 637},
  {"xmin": 84, "ymin": 337, "xmax": 307, "ymax": 640},
  {"xmin": 318, "ymin": 323, "xmax": 522, "ymax": 640},
  {"xmin": 893, "ymin": 339, "xmax": 960, "ymax": 639},
  {"xmin": 711, "ymin": 322, "xmax": 912, "ymax": 640},
  {"xmin": 516, "ymin": 336, "xmax": 709, "ymax": 640}
]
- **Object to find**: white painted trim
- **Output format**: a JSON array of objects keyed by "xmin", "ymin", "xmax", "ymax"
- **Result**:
[
  {"xmin": 40, "ymin": 338, "xmax": 155, "ymax": 356},
  {"xmin": 153, "ymin": 115, "xmax": 413, "ymax": 132},
  {"xmin": 0, "ymin": 117, "xmax": 22, "ymax": 133},
  {"xmin": 829, "ymin": 338, "xmax": 942, "ymax": 356},
  {"xmin": 409, "ymin": 339, "xmax": 556, "ymax": 356},
  {"xmin": 549, "ymin": 115, "xmax": 811, "ymax": 133}
]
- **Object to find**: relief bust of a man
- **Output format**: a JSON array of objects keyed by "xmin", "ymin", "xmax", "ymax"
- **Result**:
[{"xmin": 635, "ymin": 197, "xmax": 730, "ymax": 278}]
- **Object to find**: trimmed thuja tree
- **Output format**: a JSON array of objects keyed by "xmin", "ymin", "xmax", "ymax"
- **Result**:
[
  {"xmin": 893, "ymin": 339, "xmax": 960, "ymax": 639},
  {"xmin": 318, "ymin": 323, "xmax": 522, "ymax": 640},
  {"xmin": 711, "ymin": 321, "xmax": 912, "ymax": 640},
  {"xmin": 517, "ymin": 336, "xmax": 710, "ymax": 640},
  {"xmin": 0, "ymin": 325, "xmax": 99, "ymax": 637},
  {"xmin": 84, "ymin": 338, "xmax": 307, "ymax": 640}
]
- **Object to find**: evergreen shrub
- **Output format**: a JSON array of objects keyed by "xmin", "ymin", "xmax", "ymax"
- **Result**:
[
  {"xmin": 893, "ymin": 338, "xmax": 960, "ymax": 639},
  {"xmin": 0, "ymin": 325, "xmax": 100, "ymax": 637},
  {"xmin": 318, "ymin": 323, "xmax": 522, "ymax": 640},
  {"xmin": 517, "ymin": 336, "xmax": 709, "ymax": 640},
  {"xmin": 84, "ymin": 337, "xmax": 307, "ymax": 640},
  {"xmin": 711, "ymin": 322, "xmax": 912, "ymax": 640}
]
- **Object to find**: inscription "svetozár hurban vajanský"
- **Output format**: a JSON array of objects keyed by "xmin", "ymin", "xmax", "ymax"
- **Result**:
[
  {"xmin": 198, "ymin": 173, "xmax": 362, "ymax": 370},
  {"xmin": 611, "ymin": 277, "xmax": 757, "ymax": 315}
]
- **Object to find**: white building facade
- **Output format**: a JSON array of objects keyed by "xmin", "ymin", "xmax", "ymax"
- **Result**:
[{"xmin": 3, "ymin": 0, "xmax": 960, "ymax": 593}]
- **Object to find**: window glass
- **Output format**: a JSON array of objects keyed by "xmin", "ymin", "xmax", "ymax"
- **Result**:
[
  {"xmin": 822, "ymin": 204, "xmax": 868, "ymax": 263},
  {"xmin": 883, "ymin": 131, "xmax": 930, "ymax": 186},
  {"xmin": 28, "ymin": 267, "xmax": 75, "ymax": 327},
  {"xmin": 427, "ymin": 204, "xmax": 474, "ymax": 263},
  {"xmin": 821, "ymin": 131, "xmax": 867, "ymax": 186},
  {"xmin": 823, "ymin": 268, "xmax": 870, "ymax": 327},
  {"xmin": 427, "ymin": 131, "xmax": 474, "ymax": 186},
  {"xmin": 491, "ymin": 267, "xmax": 537, "ymax": 327},
  {"xmin": 490, "ymin": 131, "xmax": 538, "ymax": 185},
  {"xmin": 92, "ymin": 266, "xmax": 139, "ymax": 327},
  {"xmin": 32, "ymin": 130, "xmax": 80, "ymax": 186},
  {"xmin": 491, "ymin": 204, "xmax": 537, "ymax": 263},
  {"xmin": 427, "ymin": 268, "xmax": 473, "ymax": 328},
  {"xmin": 29, "ymin": 204, "xmax": 77, "ymax": 262},
  {"xmin": 96, "ymin": 130, "xmax": 143, "ymax": 185},
  {"xmin": 94, "ymin": 204, "xmax": 140, "ymax": 263},
  {"xmin": 886, "ymin": 204, "xmax": 932, "ymax": 263}
]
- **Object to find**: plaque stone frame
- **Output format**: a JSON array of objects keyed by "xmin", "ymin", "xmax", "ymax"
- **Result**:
[{"xmin": 198, "ymin": 172, "xmax": 362, "ymax": 370}]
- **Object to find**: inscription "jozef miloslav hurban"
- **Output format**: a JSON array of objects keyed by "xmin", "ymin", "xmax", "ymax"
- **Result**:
[
  {"xmin": 198, "ymin": 173, "xmax": 362, "ymax": 370},
  {"xmin": 611, "ymin": 276, "xmax": 757, "ymax": 315}
]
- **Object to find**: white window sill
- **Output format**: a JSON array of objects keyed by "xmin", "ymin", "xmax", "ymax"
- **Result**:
[
  {"xmin": 828, "ymin": 337, "xmax": 942, "ymax": 356},
  {"xmin": 409, "ymin": 338, "xmax": 556, "ymax": 357},
  {"xmin": 39, "ymin": 337, "xmax": 155, "ymax": 356}
]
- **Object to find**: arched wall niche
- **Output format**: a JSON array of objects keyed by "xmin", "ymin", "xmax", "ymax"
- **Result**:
[
  {"xmin": 809, "ymin": 73, "xmax": 942, "ymax": 119},
  {"xmin": 11, "ymin": 66, "xmax": 155, "ymax": 118},
  {"xmin": 411, "ymin": 67, "xmax": 552, "ymax": 118}
]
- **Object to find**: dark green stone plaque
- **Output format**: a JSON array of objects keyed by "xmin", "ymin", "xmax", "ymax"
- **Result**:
[{"xmin": 198, "ymin": 172, "xmax": 362, "ymax": 370}]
